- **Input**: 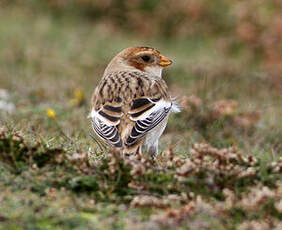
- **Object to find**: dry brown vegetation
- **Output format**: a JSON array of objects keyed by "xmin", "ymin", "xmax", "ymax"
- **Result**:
[{"xmin": 0, "ymin": 1, "xmax": 281, "ymax": 229}]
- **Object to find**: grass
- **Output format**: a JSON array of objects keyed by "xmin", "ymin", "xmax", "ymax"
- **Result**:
[{"xmin": 0, "ymin": 4, "xmax": 281, "ymax": 230}]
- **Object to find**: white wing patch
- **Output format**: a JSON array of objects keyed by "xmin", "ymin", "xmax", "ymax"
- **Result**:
[
  {"xmin": 129, "ymin": 99, "xmax": 171, "ymax": 121},
  {"xmin": 125, "ymin": 99, "xmax": 172, "ymax": 146},
  {"xmin": 90, "ymin": 109, "xmax": 120, "ymax": 126},
  {"xmin": 90, "ymin": 107, "xmax": 123, "ymax": 148}
]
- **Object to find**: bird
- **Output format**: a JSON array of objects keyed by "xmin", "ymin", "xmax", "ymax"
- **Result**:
[{"xmin": 89, "ymin": 46, "xmax": 180, "ymax": 157}]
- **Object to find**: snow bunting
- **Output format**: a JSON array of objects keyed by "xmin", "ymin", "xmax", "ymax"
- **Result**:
[{"xmin": 90, "ymin": 46, "xmax": 180, "ymax": 157}]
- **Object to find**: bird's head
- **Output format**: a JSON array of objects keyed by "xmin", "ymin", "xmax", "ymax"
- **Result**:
[{"xmin": 104, "ymin": 46, "xmax": 172, "ymax": 78}]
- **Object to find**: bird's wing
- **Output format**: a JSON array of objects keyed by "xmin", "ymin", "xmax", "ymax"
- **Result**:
[
  {"xmin": 125, "ymin": 97, "xmax": 172, "ymax": 146},
  {"xmin": 90, "ymin": 71, "xmax": 173, "ymax": 148},
  {"xmin": 90, "ymin": 104, "xmax": 123, "ymax": 148}
]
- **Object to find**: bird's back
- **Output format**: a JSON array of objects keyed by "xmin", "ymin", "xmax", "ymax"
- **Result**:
[{"xmin": 91, "ymin": 70, "xmax": 170, "ymax": 153}]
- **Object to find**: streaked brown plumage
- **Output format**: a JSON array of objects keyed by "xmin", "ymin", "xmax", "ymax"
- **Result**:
[{"xmin": 90, "ymin": 47, "xmax": 179, "ymax": 157}]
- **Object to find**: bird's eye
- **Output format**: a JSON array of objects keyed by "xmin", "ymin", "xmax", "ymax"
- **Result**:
[{"xmin": 141, "ymin": 55, "xmax": 151, "ymax": 62}]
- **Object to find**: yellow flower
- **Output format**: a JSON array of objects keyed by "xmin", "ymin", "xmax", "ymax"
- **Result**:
[
  {"xmin": 45, "ymin": 109, "xmax": 56, "ymax": 119},
  {"xmin": 74, "ymin": 89, "xmax": 84, "ymax": 101},
  {"xmin": 69, "ymin": 88, "xmax": 85, "ymax": 107}
]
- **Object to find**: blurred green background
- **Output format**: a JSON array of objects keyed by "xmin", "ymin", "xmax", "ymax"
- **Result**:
[
  {"xmin": 1, "ymin": 0, "xmax": 281, "ymax": 152},
  {"xmin": 0, "ymin": 1, "xmax": 282, "ymax": 229}
]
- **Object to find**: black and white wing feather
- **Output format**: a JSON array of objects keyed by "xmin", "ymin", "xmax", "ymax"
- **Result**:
[
  {"xmin": 90, "ymin": 105, "xmax": 123, "ymax": 148},
  {"xmin": 125, "ymin": 98, "xmax": 172, "ymax": 146}
]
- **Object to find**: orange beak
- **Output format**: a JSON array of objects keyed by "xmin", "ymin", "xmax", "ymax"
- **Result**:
[{"xmin": 159, "ymin": 55, "xmax": 172, "ymax": 67}]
